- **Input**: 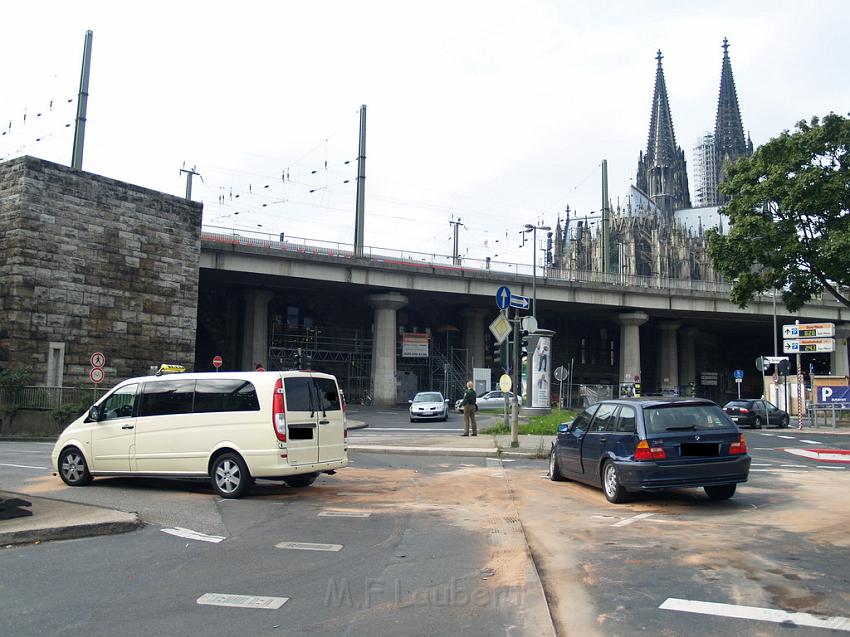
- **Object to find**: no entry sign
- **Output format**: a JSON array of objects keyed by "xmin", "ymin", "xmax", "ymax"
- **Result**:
[{"xmin": 212, "ymin": 355, "xmax": 223, "ymax": 369}]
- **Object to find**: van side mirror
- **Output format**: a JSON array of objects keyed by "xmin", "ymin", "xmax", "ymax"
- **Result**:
[
  {"xmin": 408, "ymin": 400, "xmax": 413, "ymax": 404},
  {"xmin": 88, "ymin": 406, "xmax": 100, "ymax": 422}
]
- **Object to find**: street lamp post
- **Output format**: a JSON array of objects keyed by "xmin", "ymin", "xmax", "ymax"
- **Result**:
[{"xmin": 524, "ymin": 223, "xmax": 551, "ymax": 319}]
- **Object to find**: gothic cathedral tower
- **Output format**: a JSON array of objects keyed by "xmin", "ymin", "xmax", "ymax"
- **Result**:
[
  {"xmin": 635, "ymin": 50, "xmax": 692, "ymax": 219},
  {"xmin": 714, "ymin": 37, "xmax": 753, "ymax": 204}
]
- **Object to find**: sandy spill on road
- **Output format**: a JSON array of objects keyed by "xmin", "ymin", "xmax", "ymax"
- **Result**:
[{"xmin": 507, "ymin": 465, "xmax": 850, "ymax": 633}]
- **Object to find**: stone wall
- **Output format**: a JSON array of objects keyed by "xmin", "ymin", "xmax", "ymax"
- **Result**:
[{"xmin": 0, "ymin": 156, "xmax": 203, "ymax": 387}]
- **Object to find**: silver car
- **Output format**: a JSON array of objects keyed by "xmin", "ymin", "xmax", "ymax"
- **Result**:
[
  {"xmin": 409, "ymin": 392, "xmax": 449, "ymax": 422},
  {"xmin": 455, "ymin": 390, "xmax": 521, "ymax": 412}
]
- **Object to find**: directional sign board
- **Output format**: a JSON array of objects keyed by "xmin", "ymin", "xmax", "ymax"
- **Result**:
[
  {"xmin": 496, "ymin": 286, "xmax": 511, "ymax": 310},
  {"xmin": 509, "ymin": 294, "xmax": 530, "ymax": 310},
  {"xmin": 783, "ymin": 323, "xmax": 835, "ymax": 339},
  {"xmin": 764, "ymin": 356, "xmax": 789, "ymax": 365},
  {"xmin": 489, "ymin": 313, "xmax": 512, "ymax": 344},
  {"xmin": 783, "ymin": 338, "xmax": 835, "ymax": 354}
]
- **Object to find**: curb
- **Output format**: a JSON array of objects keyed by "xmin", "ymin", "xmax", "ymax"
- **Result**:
[{"xmin": 0, "ymin": 517, "xmax": 143, "ymax": 547}]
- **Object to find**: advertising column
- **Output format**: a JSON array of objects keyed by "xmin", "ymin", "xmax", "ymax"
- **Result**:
[{"xmin": 529, "ymin": 329, "xmax": 555, "ymax": 410}]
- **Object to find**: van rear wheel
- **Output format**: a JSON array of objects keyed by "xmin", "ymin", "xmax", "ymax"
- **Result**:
[
  {"xmin": 283, "ymin": 473, "xmax": 318, "ymax": 488},
  {"xmin": 211, "ymin": 452, "xmax": 251, "ymax": 499}
]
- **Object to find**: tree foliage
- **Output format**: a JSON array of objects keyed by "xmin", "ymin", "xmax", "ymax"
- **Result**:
[{"xmin": 707, "ymin": 113, "xmax": 850, "ymax": 311}]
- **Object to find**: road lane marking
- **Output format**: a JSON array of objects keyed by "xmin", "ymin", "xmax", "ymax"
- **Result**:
[
  {"xmin": 784, "ymin": 448, "xmax": 850, "ymax": 463},
  {"xmin": 816, "ymin": 466, "xmax": 846, "ymax": 470},
  {"xmin": 776, "ymin": 435, "xmax": 796, "ymax": 439},
  {"xmin": 659, "ymin": 597, "xmax": 850, "ymax": 631},
  {"xmin": 750, "ymin": 463, "xmax": 773, "ymax": 466},
  {"xmin": 757, "ymin": 433, "xmax": 776, "ymax": 436},
  {"xmin": 318, "ymin": 510, "xmax": 372, "ymax": 518},
  {"xmin": 357, "ymin": 427, "xmax": 460, "ymax": 432},
  {"xmin": 0, "ymin": 463, "xmax": 48, "ymax": 470},
  {"xmin": 161, "ymin": 527, "xmax": 226, "ymax": 543},
  {"xmin": 780, "ymin": 464, "xmax": 808, "ymax": 468},
  {"xmin": 197, "ymin": 593, "xmax": 288, "ymax": 609},
  {"xmin": 800, "ymin": 440, "xmax": 822, "ymax": 444},
  {"xmin": 275, "ymin": 541, "xmax": 343, "ymax": 552},
  {"xmin": 611, "ymin": 513, "xmax": 654, "ymax": 527},
  {"xmin": 750, "ymin": 469, "xmax": 805, "ymax": 473}
]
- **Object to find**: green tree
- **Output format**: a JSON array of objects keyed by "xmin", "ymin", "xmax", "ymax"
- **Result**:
[{"xmin": 707, "ymin": 113, "xmax": 850, "ymax": 311}]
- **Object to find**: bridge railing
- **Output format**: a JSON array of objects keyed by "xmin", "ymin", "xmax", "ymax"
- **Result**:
[{"xmin": 199, "ymin": 225, "xmax": 792, "ymax": 297}]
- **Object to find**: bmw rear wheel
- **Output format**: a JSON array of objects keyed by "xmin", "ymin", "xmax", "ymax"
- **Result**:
[
  {"xmin": 705, "ymin": 484, "xmax": 736, "ymax": 500},
  {"xmin": 602, "ymin": 460, "xmax": 630, "ymax": 503}
]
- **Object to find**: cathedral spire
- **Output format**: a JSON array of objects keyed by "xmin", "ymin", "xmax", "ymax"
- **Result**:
[
  {"xmin": 646, "ymin": 49, "xmax": 679, "ymax": 168},
  {"xmin": 636, "ymin": 49, "xmax": 691, "ymax": 217},
  {"xmin": 714, "ymin": 37, "xmax": 750, "ymax": 202}
]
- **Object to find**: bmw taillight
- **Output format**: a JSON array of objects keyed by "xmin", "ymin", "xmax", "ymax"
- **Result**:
[
  {"xmin": 738, "ymin": 408, "xmax": 750, "ymax": 413},
  {"xmin": 273, "ymin": 378, "xmax": 286, "ymax": 442},
  {"xmin": 730, "ymin": 434, "xmax": 748, "ymax": 455},
  {"xmin": 634, "ymin": 439, "xmax": 666, "ymax": 461}
]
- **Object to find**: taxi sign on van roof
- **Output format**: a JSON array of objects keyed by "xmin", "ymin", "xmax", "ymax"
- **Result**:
[{"xmin": 156, "ymin": 364, "xmax": 186, "ymax": 375}]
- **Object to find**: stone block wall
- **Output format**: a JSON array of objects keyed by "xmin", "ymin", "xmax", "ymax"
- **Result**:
[{"xmin": 0, "ymin": 156, "xmax": 203, "ymax": 387}]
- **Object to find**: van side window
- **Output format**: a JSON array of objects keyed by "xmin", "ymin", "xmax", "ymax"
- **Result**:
[
  {"xmin": 140, "ymin": 379, "xmax": 195, "ymax": 417},
  {"xmin": 194, "ymin": 379, "xmax": 260, "ymax": 413},
  {"xmin": 101, "ymin": 384, "xmax": 138, "ymax": 420},
  {"xmin": 284, "ymin": 377, "xmax": 314, "ymax": 412},
  {"xmin": 314, "ymin": 378, "xmax": 341, "ymax": 412}
]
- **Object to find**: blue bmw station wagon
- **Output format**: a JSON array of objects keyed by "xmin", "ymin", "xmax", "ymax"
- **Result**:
[{"xmin": 549, "ymin": 398, "xmax": 751, "ymax": 503}]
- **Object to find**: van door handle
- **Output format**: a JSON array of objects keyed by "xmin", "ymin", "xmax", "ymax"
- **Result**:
[
  {"xmin": 599, "ymin": 436, "xmax": 607, "ymax": 442},
  {"xmin": 319, "ymin": 420, "xmax": 330, "ymax": 425},
  {"xmin": 121, "ymin": 424, "xmax": 135, "ymax": 430}
]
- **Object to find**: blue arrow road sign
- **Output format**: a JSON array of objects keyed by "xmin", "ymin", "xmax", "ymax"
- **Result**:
[
  {"xmin": 734, "ymin": 369, "xmax": 744, "ymax": 380},
  {"xmin": 509, "ymin": 294, "xmax": 530, "ymax": 310},
  {"xmin": 496, "ymin": 286, "xmax": 511, "ymax": 310}
]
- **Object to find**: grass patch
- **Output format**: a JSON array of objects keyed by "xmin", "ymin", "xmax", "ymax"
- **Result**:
[{"xmin": 484, "ymin": 408, "xmax": 576, "ymax": 436}]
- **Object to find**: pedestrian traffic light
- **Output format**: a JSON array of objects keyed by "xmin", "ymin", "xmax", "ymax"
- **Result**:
[{"xmin": 293, "ymin": 348, "xmax": 303, "ymax": 369}]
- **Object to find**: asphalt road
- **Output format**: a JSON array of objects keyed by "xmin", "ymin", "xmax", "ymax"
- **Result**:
[{"xmin": 2, "ymin": 424, "xmax": 850, "ymax": 636}]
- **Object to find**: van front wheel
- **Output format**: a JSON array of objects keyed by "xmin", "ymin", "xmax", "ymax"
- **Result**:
[
  {"xmin": 211, "ymin": 452, "xmax": 251, "ymax": 499},
  {"xmin": 283, "ymin": 473, "xmax": 318, "ymax": 488},
  {"xmin": 59, "ymin": 447, "xmax": 93, "ymax": 486}
]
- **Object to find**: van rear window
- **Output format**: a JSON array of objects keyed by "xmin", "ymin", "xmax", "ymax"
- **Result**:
[
  {"xmin": 194, "ymin": 379, "xmax": 260, "ymax": 413},
  {"xmin": 314, "ymin": 378, "xmax": 341, "ymax": 411}
]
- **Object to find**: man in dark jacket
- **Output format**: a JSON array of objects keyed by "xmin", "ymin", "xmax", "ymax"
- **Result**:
[{"xmin": 460, "ymin": 380, "xmax": 477, "ymax": 436}]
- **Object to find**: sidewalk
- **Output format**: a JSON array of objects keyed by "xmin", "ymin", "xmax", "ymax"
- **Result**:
[{"xmin": 0, "ymin": 491, "xmax": 140, "ymax": 547}]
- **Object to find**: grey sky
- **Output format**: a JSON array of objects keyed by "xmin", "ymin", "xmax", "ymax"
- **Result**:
[{"xmin": 3, "ymin": 1, "xmax": 848, "ymax": 266}]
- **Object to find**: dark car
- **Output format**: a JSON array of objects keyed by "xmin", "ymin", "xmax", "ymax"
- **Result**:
[
  {"xmin": 549, "ymin": 398, "xmax": 751, "ymax": 503},
  {"xmin": 722, "ymin": 399, "xmax": 789, "ymax": 428}
]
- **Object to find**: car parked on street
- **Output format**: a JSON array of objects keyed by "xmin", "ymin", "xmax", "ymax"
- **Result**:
[
  {"xmin": 409, "ymin": 392, "xmax": 449, "ymax": 422},
  {"xmin": 454, "ymin": 390, "xmax": 521, "ymax": 412},
  {"xmin": 549, "ymin": 398, "xmax": 750, "ymax": 503},
  {"xmin": 722, "ymin": 399, "xmax": 790, "ymax": 428}
]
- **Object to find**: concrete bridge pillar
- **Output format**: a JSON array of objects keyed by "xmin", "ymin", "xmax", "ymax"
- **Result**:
[
  {"xmin": 658, "ymin": 321, "xmax": 681, "ymax": 391},
  {"xmin": 678, "ymin": 326, "xmax": 698, "ymax": 389},
  {"xmin": 617, "ymin": 312, "xmax": 648, "ymax": 387},
  {"xmin": 831, "ymin": 324, "xmax": 850, "ymax": 377},
  {"xmin": 240, "ymin": 289, "xmax": 275, "ymax": 371},
  {"xmin": 368, "ymin": 293, "xmax": 408, "ymax": 405},
  {"xmin": 463, "ymin": 308, "xmax": 488, "ymax": 372}
]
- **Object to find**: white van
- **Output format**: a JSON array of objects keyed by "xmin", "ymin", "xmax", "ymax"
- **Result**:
[{"xmin": 51, "ymin": 370, "xmax": 348, "ymax": 498}]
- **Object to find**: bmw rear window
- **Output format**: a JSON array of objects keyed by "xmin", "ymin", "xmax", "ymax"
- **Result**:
[{"xmin": 643, "ymin": 404, "xmax": 734, "ymax": 433}]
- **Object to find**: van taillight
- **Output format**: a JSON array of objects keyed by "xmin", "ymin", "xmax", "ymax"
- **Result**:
[
  {"xmin": 634, "ymin": 439, "xmax": 666, "ymax": 461},
  {"xmin": 273, "ymin": 378, "xmax": 286, "ymax": 442},
  {"xmin": 730, "ymin": 434, "xmax": 748, "ymax": 455}
]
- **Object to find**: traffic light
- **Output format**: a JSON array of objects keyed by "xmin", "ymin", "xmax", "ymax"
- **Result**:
[
  {"xmin": 520, "ymin": 330, "xmax": 530, "ymax": 360},
  {"xmin": 293, "ymin": 349, "xmax": 302, "ymax": 369},
  {"xmin": 493, "ymin": 341, "xmax": 502, "ymax": 367},
  {"xmin": 493, "ymin": 340, "xmax": 510, "ymax": 373}
]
